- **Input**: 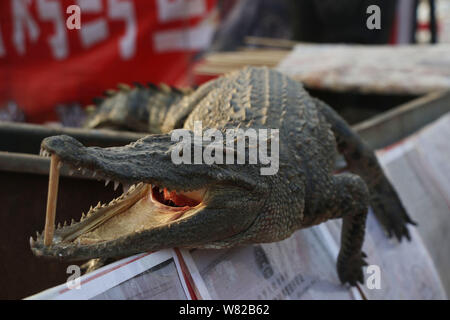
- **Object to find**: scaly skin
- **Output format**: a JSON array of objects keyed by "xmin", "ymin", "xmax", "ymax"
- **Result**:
[
  {"xmin": 31, "ymin": 67, "xmax": 414, "ymax": 285},
  {"xmin": 84, "ymin": 83, "xmax": 190, "ymax": 133}
]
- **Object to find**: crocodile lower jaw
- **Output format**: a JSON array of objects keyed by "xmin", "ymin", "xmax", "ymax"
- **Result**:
[
  {"xmin": 70, "ymin": 183, "xmax": 206, "ymax": 245},
  {"xmin": 34, "ymin": 149, "xmax": 206, "ymax": 247}
]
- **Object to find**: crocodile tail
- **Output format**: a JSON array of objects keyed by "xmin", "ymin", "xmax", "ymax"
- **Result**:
[
  {"xmin": 313, "ymin": 98, "xmax": 416, "ymax": 241},
  {"xmin": 146, "ymin": 83, "xmax": 192, "ymax": 133},
  {"xmin": 84, "ymin": 82, "xmax": 192, "ymax": 133}
]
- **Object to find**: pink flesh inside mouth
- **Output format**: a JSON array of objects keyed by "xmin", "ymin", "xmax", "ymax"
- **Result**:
[
  {"xmin": 150, "ymin": 185, "xmax": 203, "ymax": 211},
  {"xmin": 59, "ymin": 184, "xmax": 207, "ymax": 245}
]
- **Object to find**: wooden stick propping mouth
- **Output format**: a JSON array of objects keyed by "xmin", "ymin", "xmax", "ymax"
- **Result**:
[{"xmin": 44, "ymin": 154, "xmax": 61, "ymax": 246}]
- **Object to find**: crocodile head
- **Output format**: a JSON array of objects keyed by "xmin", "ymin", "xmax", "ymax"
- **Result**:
[{"xmin": 30, "ymin": 134, "xmax": 270, "ymax": 261}]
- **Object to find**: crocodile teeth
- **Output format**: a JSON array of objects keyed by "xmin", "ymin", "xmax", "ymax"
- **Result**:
[
  {"xmin": 129, "ymin": 184, "xmax": 136, "ymax": 192},
  {"xmin": 29, "ymin": 237, "xmax": 35, "ymax": 246},
  {"xmin": 39, "ymin": 149, "xmax": 51, "ymax": 157},
  {"xmin": 122, "ymin": 184, "xmax": 131, "ymax": 193},
  {"xmin": 114, "ymin": 181, "xmax": 120, "ymax": 191},
  {"xmin": 105, "ymin": 179, "xmax": 110, "ymax": 187}
]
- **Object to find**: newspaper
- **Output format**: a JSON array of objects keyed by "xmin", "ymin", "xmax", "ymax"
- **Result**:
[
  {"xmin": 27, "ymin": 249, "xmax": 192, "ymax": 300},
  {"xmin": 180, "ymin": 226, "xmax": 360, "ymax": 300},
  {"xmin": 277, "ymin": 44, "xmax": 450, "ymax": 94},
  {"xmin": 325, "ymin": 212, "xmax": 446, "ymax": 299},
  {"xmin": 182, "ymin": 211, "xmax": 446, "ymax": 300},
  {"xmin": 376, "ymin": 112, "xmax": 450, "ymax": 296}
]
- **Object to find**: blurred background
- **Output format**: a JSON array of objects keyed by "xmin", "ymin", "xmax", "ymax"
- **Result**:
[{"xmin": 1, "ymin": 0, "xmax": 450, "ymax": 125}]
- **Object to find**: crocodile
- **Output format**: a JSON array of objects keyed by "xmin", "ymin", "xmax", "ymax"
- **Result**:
[
  {"xmin": 31, "ymin": 67, "xmax": 415, "ymax": 285},
  {"xmin": 84, "ymin": 82, "xmax": 191, "ymax": 133}
]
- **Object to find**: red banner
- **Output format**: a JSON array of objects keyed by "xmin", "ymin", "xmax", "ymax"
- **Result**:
[{"xmin": 0, "ymin": 0, "xmax": 217, "ymax": 122}]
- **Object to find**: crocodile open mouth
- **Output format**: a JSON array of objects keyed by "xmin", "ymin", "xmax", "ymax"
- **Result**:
[{"xmin": 34, "ymin": 149, "xmax": 206, "ymax": 247}]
